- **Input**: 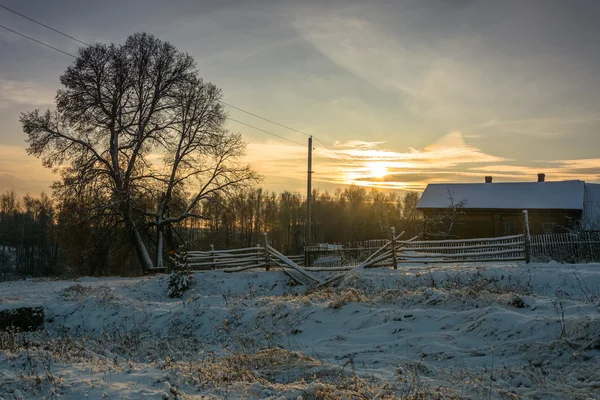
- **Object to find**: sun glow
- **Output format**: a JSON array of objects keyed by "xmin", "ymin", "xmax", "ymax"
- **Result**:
[{"xmin": 367, "ymin": 162, "xmax": 388, "ymax": 178}]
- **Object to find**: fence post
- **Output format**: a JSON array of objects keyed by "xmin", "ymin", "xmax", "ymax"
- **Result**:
[
  {"xmin": 391, "ymin": 227, "xmax": 398, "ymax": 269},
  {"xmin": 522, "ymin": 210, "xmax": 531, "ymax": 263},
  {"xmin": 210, "ymin": 244, "xmax": 215, "ymax": 270},
  {"xmin": 263, "ymin": 232, "xmax": 270, "ymax": 271}
]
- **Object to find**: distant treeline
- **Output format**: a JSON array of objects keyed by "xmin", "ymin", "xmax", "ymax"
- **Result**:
[
  {"xmin": 195, "ymin": 186, "xmax": 422, "ymax": 252},
  {"xmin": 0, "ymin": 187, "xmax": 423, "ymax": 277},
  {"xmin": 0, "ymin": 191, "xmax": 58, "ymax": 277}
]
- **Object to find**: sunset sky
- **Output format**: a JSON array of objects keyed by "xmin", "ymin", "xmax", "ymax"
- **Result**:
[{"xmin": 1, "ymin": 0, "xmax": 599, "ymax": 196}]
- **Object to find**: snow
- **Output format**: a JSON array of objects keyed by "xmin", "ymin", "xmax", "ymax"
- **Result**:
[
  {"xmin": 417, "ymin": 180, "xmax": 585, "ymax": 210},
  {"xmin": 0, "ymin": 301, "xmax": 44, "ymax": 312},
  {"xmin": 0, "ymin": 263, "xmax": 599, "ymax": 399}
]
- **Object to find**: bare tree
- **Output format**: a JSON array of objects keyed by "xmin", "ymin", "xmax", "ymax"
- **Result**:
[
  {"xmin": 149, "ymin": 76, "xmax": 258, "ymax": 268},
  {"xmin": 21, "ymin": 33, "xmax": 256, "ymax": 272},
  {"xmin": 423, "ymin": 188, "xmax": 466, "ymax": 239}
]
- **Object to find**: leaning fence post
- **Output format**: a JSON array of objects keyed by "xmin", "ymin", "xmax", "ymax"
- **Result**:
[
  {"xmin": 522, "ymin": 210, "xmax": 531, "ymax": 263},
  {"xmin": 391, "ymin": 227, "xmax": 398, "ymax": 269},
  {"xmin": 263, "ymin": 232, "xmax": 270, "ymax": 271}
]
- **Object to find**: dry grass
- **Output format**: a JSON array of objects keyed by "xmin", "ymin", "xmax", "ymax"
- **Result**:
[{"xmin": 60, "ymin": 284, "xmax": 119, "ymax": 302}]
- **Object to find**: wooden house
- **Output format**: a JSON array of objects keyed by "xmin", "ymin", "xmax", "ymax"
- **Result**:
[{"xmin": 416, "ymin": 174, "xmax": 587, "ymax": 239}]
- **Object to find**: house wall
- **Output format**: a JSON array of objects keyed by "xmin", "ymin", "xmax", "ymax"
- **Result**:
[{"xmin": 421, "ymin": 209, "xmax": 581, "ymax": 239}]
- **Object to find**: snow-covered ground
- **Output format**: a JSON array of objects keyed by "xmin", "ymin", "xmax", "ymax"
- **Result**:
[{"xmin": 1, "ymin": 262, "xmax": 600, "ymax": 399}]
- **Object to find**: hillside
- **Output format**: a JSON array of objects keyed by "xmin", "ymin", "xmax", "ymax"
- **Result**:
[{"xmin": 1, "ymin": 263, "xmax": 600, "ymax": 399}]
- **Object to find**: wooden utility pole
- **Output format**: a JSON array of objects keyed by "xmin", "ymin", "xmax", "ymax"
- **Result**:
[
  {"xmin": 522, "ymin": 210, "xmax": 531, "ymax": 263},
  {"xmin": 391, "ymin": 227, "xmax": 398, "ymax": 269},
  {"xmin": 263, "ymin": 232, "xmax": 270, "ymax": 271},
  {"xmin": 307, "ymin": 136, "xmax": 313, "ymax": 246}
]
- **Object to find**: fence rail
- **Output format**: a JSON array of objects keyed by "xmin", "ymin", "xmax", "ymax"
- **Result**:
[
  {"xmin": 170, "ymin": 228, "xmax": 600, "ymax": 275},
  {"xmin": 395, "ymin": 234, "xmax": 526, "ymax": 263},
  {"xmin": 172, "ymin": 245, "xmax": 304, "ymax": 271},
  {"xmin": 530, "ymin": 232, "xmax": 600, "ymax": 263}
]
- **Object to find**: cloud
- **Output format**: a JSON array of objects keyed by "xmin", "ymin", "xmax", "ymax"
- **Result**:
[
  {"xmin": 333, "ymin": 140, "xmax": 383, "ymax": 150},
  {"xmin": 0, "ymin": 78, "xmax": 56, "ymax": 108},
  {"xmin": 470, "ymin": 159, "xmax": 600, "ymax": 182},
  {"xmin": 473, "ymin": 115, "xmax": 600, "ymax": 137},
  {"xmin": 243, "ymin": 132, "xmax": 510, "ymax": 192},
  {"xmin": 242, "ymin": 130, "xmax": 600, "ymax": 194}
]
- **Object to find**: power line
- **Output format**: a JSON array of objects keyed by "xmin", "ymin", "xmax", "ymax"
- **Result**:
[
  {"xmin": 219, "ymin": 101, "xmax": 349, "ymax": 164},
  {"xmin": 228, "ymin": 118, "xmax": 304, "ymax": 146},
  {"xmin": 0, "ymin": 23, "xmax": 77, "ymax": 58},
  {"xmin": 313, "ymin": 147, "xmax": 349, "ymax": 168},
  {"xmin": 312, "ymin": 138, "xmax": 348, "ymax": 166},
  {"xmin": 0, "ymin": 22, "xmax": 303, "ymax": 148},
  {"xmin": 0, "ymin": 4, "xmax": 90, "ymax": 46},
  {"xmin": 219, "ymin": 101, "xmax": 344, "ymax": 153},
  {"xmin": 313, "ymin": 137, "xmax": 339, "ymax": 153},
  {"xmin": 219, "ymin": 100, "xmax": 312, "ymax": 138},
  {"xmin": 0, "ymin": 8, "xmax": 326, "ymax": 150}
]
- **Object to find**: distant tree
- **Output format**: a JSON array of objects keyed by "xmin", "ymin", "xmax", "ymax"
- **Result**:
[{"xmin": 21, "ymin": 33, "xmax": 257, "ymax": 272}]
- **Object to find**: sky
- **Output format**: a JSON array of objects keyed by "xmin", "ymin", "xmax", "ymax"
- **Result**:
[{"xmin": 1, "ymin": 0, "xmax": 600, "ymax": 197}]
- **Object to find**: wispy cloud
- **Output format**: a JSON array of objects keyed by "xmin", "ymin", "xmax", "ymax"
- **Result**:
[
  {"xmin": 244, "ymin": 132, "xmax": 509, "ymax": 192},
  {"xmin": 243, "ymin": 131, "xmax": 600, "ymax": 193},
  {"xmin": 0, "ymin": 77, "xmax": 55, "ymax": 108},
  {"xmin": 474, "ymin": 115, "xmax": 600, "ymax": 137}
]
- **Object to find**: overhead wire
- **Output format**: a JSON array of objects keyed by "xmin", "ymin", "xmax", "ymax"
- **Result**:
[
  {"xmin": 0, "ymin": 4, "xmax": 89, "ymax": 46},
  {"xmin": 0, "ymin": 17, "xmax": 304, "ymax": 147},
  {"xmin": 0, "ymin": 4, "xmax": 349, "ymax": 157},
  {"xmin": 226, "ymin": 118, "xmax": 304, "ymax": 146},
  {"xmin": 218, "ymin": 101, "xmax": 311, "ymax": 138},
  {"xmin": 217, "ymin": 100, "xmax": 348, "ymax": 163},
  {"xmin": 0, "ymin": 23, "xmax": 76, "ymax": 58}
]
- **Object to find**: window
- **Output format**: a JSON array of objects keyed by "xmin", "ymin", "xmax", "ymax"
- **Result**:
[
  {"xmin": 543, "ymin": 222, "xmax": 554, "ymax": 234},
  {"xmin": 504, "ymin": 221, "xmax": 515, "ymax": 235}
]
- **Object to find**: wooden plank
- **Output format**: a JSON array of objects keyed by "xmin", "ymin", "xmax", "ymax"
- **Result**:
[
  {"xmin": 268, "ymin": 246, "xmax": 323, "ymax": 285},
  {"xmin": 269, "ymin": 259, "xmax": 312, "ymax": 286},
  {"xmin": 187, "ymin": 247, "xmax": 264, "ymax": 255},
  {"xmin": 399, "ymin": 241, "xmax": 524, "ymax": 252},
  {"xmin": 362, "ymin": 231, "xmax": 406, "ymax": 264},
  {"xmin": 305, "ymin": 266, "xmax": 354, "ymax": 272},
  {"xmin": 399, "ymin": 234, "xmax": 524, "ymax": 246},
  {"xmin": 187, "ymin": 257, "xmax": 264, "ymax": 267},
  {"xmin": 188, "ymin": 252, "xmax": 262, "ymax": 260},
  {"xmin": 399, "ymin": 257, "xmax": 525, "ymax": 264},
  {"xmin": 319, "ymin": 249, "xmax": 397, "ymax": 287},
  {"xmin": 398, "ymin": 248, "xmax": 524, "ymax": 259},
  {"xmin": 223, "ymin": 263, "xmax": 267, "ymax": 272}
]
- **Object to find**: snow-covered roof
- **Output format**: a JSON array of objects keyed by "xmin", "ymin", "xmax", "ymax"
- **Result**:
[
  {"xmin": 417, "ymin": 180, "xmax": 585, "ymax": 210},
  {"xmin": 583, "ymin": 183, "xmax": 600, "ymax": 230}
]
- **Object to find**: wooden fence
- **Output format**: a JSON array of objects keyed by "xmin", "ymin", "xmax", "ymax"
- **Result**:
[
  {"xmin": 173, "ymin": 245, "xmax": 304, "ymax": 271},
  {"xmin": 530, "ymin": 232, "xmax": 600, "ymax": 263},
  {"xmin": 171, "ymin": 230, "xmax": 600, "ymax": 274},
  {"xmin": 392, "ymin": 234, "xmax": 526, "ymax": 264},
  {"xmin": 304, "ymin": 239, "xmax": 389, "ymax": 267}
]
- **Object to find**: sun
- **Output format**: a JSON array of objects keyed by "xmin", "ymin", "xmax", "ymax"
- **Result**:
[{"xmin": 367, "ymin": 162, "xmax": 388, "ymax": 178}]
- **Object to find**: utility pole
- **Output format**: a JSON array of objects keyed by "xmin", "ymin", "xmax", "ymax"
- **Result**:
[{"xmin": 306, "ymin": 136, "xmax": 313, "ymax": 247}]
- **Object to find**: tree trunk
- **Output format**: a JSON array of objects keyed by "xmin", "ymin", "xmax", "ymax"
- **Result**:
[
  {"xmin": 156, "ymin": 226, "xmax": 165, "ymax": 270},
  {"xmin": 126, "ymin": 219, "xmax": 154, "ymax": 272}
]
